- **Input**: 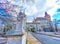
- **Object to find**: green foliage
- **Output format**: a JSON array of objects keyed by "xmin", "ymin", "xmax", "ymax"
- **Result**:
[
  {"xmin": 3, "ymin": 24, "xmax": 12, "ymax": 34},
  {"xmin": 31, "ymin": 27, "xmax": 35, "ymax": 32},
  {"xmin": 55, "ymin": 24, "xmax": 58, "ymax": 32},
  {"xmin": 26, "ymin": 27, "xmax": 29, "ymax": 32}
]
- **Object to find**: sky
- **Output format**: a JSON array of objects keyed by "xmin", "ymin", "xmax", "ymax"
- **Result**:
[
  {"xmin": 24, "ymin": 0, "xmax": 60, "ymax": 22},
  {"xmin": 0, "ymin": 0, "xmax": 60, "ymax": 22}
]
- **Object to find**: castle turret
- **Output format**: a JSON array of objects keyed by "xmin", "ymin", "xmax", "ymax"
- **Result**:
[{"xmin": 45, "ymin": 12, "xmax": 51, "ymax": 21}]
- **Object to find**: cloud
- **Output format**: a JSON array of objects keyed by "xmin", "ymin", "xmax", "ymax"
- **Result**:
[
  {"xmin": 46, "ymin": 0, "xmax": 56, "ymax": 7},
  {"xmin": 25, "ymin": 5, "xmax": 38, "ymax": 16},
  {"xmin": 25, "ymin": 0, "xmax": 46, "ymax": 16},
  {"xmin": 26, "ymin": 16, "xmax": 34, "ymax": 22},
  {"xmin": 47, "ymin": 0, "xmax": 60, "ymax": 20},
  {"xmin": 7, "ymin": 0, "xmax": 59, "ymax": 21}
]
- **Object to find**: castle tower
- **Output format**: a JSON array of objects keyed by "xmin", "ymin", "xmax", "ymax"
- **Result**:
[{"xmin": 45, "ymin": 12, "xmax": 51, "ymax": 21}]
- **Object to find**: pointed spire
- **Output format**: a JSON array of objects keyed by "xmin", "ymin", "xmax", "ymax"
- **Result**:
[
  {"xmin": 45, "ymin": 12, "xmax": 48, "ymax": 16},
  {"xmin": 45, "ymin": 12, "xmax": 50, "ymax": 17}
]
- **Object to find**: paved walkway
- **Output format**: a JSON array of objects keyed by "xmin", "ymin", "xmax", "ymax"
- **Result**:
[{"xmin": 26, "ymin": 33, "xmax": 42, "ymax": 44}]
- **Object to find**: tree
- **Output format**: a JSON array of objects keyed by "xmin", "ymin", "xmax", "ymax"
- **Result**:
[
  {"xmin": 55, "ymin": 23, "xmax": 58, "ymax": 32},
  {"xmin": 49, "ymin": 22, "xmax": 54, "ymax": 32},
  {"xmin": 3, "ymin": 24, "xmax": 12, "ymax": 34},
  {"xmin": 54, "ymin": 19, "xmax": 58, "ymax": 32}
]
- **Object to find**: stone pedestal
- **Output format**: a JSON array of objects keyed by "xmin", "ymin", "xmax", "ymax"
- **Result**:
[
  {"xmin": 5, "ymin": 22, "xmax": 26, "ymax": 44},
  {"xmin": 5, "ymin": 34, "xmax": 26, "ymax": 44}
]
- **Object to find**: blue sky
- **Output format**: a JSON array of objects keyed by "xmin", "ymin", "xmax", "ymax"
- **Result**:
[{"xmin": 0, "ymin": 0, "xmax": 60, "ymax": 22}]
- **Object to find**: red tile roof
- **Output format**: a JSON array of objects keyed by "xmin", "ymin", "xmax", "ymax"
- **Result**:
[
  {"xmin": 35, "ymin": 17, "xmax": 47, "ymax": 21},
  {"xmin": 26, "ymin": 22, "xmax": 40, "ymax": 24}
]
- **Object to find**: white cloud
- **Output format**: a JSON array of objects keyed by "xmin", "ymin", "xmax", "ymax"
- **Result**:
[
  {"xmin": 47, "ymin": 0, "xmax": 60, "ymax": 20},
  {"xmin": 46, "ymin": 0, "xmax": 56, "ymax": 7},
  {"xmin": 7, "ymin": 0, "xmax": 11, "ymax": 1},
  {"xmin": 25, "ymin": 0, "xmax": 46, "ymax": 17},
  {"xmin": 0, "ymin": 0, "xmax": 7, "ymax": 3},
  {"xmin": 32, "ymin": 6, "xmax": 38, "ymax": 13},
  {"xmin": 25, "ymin": 5, "xmax": 38, "ymax": 16},
  {"xmin": 7, "ymin": 0, "xmax": 59, "ymax": 21}
]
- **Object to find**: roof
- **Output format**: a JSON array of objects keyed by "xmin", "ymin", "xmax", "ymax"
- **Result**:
[
  {"xmin": 35, "ymin": 17, "xmax": 47, "ymax": 21},
  {"xmin": 26, "ymin": 22, "xmax": 40, "ymax": 24}
]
